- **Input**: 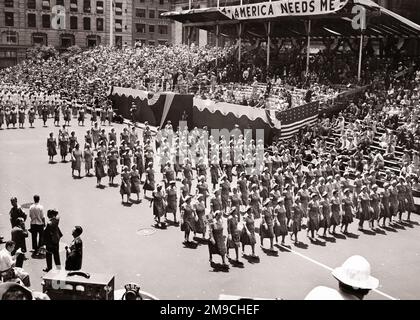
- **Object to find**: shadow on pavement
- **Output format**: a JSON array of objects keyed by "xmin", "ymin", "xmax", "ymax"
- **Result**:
[
  {"xmin": 344, "ymin": 232, "xmax": 359, "ymax": 239},
  {"xmin": 275, "ymin": 244, "xmax": 292, "ymax": 252},
  {"xmin": 294, "ymin": 241, "xmax": 309, "ymax": 249},
  {"xmin": 381, "ymin": 226, "xmax": 397, "ymax": 232},
  {"xmin": 122, "ymin": 202, "xmax": 133, "ymax": 207},
  {"xmin": 210, "ymin": 262, "xmax": 229, "ymax": 272},
  {"xmin": 374, "ymin": 228, "xmax": 386, "ymax": 235},
  {"xmin": 319, "ymin": 235, "xmax": 336, "ymax": 243},
  {"xmin": 260, "ymin": 246, "xmax": 279, "ymax": 257},
  {"xmin": 193, "ymin": 237, "xmax": 208, "ymax": 245},
  {"xmin": 360, "ymin": 229, "xmax": 376, "ymax": 236},
  {"xmin": 331, "ymin": 233, "xmax": 346, "ymax": 240},
  {"xmin": 398, "ymin": 221, "xmax": 414, "ymax": 228},
  {"xmin": 183, "ymin": 241, "xmax": 198, "ymax": 249},
  {"xmin": 228, "ymin": 258, "xmax": 244, "ymax": 269},
  {"xmin": 391, "ymin": 223, "xmax": 405, "ymax": 230},
  {"xmin": 309, "ymin": 238, "xmax": 326, "ymax": 246},
  {"xmin": 242, "ymin": 254, "xmax": 260, "ymax": 264}
]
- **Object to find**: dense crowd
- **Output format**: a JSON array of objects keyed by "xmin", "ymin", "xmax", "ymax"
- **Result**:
[{"xmin": 1, "ymin": 43, "xmax": 420, "ymax": 299}]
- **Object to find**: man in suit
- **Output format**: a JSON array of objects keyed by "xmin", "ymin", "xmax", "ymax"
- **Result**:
[
  {"xmin": 43, "ymin": 210, "xmax": 62, "ymax": 272},
  {"xmin": 65, "ymin": 226, "xmax": 83, "ymax": 271}
]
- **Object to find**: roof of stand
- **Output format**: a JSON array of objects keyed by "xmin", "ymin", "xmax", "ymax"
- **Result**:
[{"xmin": 161, "ymin": 0, "xmax": 420, "ymax": 39}]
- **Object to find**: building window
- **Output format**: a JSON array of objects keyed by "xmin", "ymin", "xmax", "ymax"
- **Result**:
[
  {"xmin": 149, "ymin": 10, "xmax": 155, "ymax": 19},
  {"xmin": 5, "ymin": 12, "xmax": 14, "ymax": 27},
  {"xmin": 32, "ymin": 33, "xmax": 47, "ymax": 46},
  {"xmin": 70, "ymin": 0, "xmax": 78, "ymax": 12},
  {"xmin": 96, "ymin": 18, "xmax": 104, "ymax": 31},
  {"xmin": 149, "ymin": 25, "xmax": 155, "ymax": 33},
  {"xmin": 115, "ymin": 36, "xmax": 122, "ymax": 48},
  {"xmin": 42, "ymin": 0, "xmax": 50, "ymax": 9},
  {"xmin": 136, "ymin": 9, "xmax": 146, "ymax": 17},
  {"xmin": 115, "ymin": 19, "xmax": 122, "ymax": 32},
  {"xmin": 28, "ymin": 0, "xmax": 36, "ymax": 9},
  {"xmin": 60, "ymin": 34, "xmax": 75, "ymax": 48},
  {"xmin": 87, "ymin": 36, "xmax": 99, "ymax": 48},
  {"xmin": 158, "ymin": 25, "xmax": 168, "ymax": 35},
  {"xmin": 42, "ymin": 14, "xmax": 50, "ymax": 28},
  {"xmin": 84, "ymin": 0, "xmax": 91, "ymax": 13},
  {"xmin": 2, "ymin": 31, "xmax": 18, "ymax": 44},
  {"xmin": 56, "ymin": 0, "xmax": 65, "ymax": 5},
  {"xmin": 28, "ymin": 13, "xmax": 37, "ymax": 28},
  {"xmin": 139, "ymin": 0, "xmax": 145, "ymax": 3},
  {"xmin": 158, "ymin": 40, "xmax": 167, "ymax": 46},
  {"xmin": 70, "ymin": 16, "xmax": 78, "ymax": 29},
  {"xmin": 135, "ymin": 23, "xmax": 145, "ymax": 33},
  {"xmin": 159, "ymin": 0, "xmax": 164, "ymax": 5},
  {"xmin": 115, "ymin": 3, "xmax": 123, "ymax": 15},
  {"xmin": 149, "ymin": 40, "xmax": 155, "ymax": 46},
  {"xmin": 96, "ymin": 1, "xmax": 104, "ymax": 14},
  {"xmin": 5, "ymin": 0, "xmax": 14, "ymax": 8},
  {"xmin": 83, "ymin": 17, "xmax": 91, "ymax": 30}
]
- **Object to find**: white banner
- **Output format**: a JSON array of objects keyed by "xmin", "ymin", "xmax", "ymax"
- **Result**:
[{"xmin": 220, "ymin": 0, "xmax": 349, "ymax": 20}]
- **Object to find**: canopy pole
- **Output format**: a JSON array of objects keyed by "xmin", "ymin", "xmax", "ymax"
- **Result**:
[
  {"xmin": 238, "ymin": 24, "xmax": 242, "ymax": 71},
  {"xmin": 305, "ymin": 20, "xmax": 311, "ymax": 77},
  {"xmin": 189, "ymin": 0, "xmax": 191, "ymax": 10},
  {"xmin": 266, "ymin": 22, "xmax": 271, "ymax": 77},
  {"xmin": 216, "ymin": 24, "xmax": 219, "ymax": 68},
  {"xmin": 358, "ymin": 31, "xmax": 364, "ymax": 83},
  {"xmin": 109, "ymin": 0, "xmax": 113, "ymax": 47}
]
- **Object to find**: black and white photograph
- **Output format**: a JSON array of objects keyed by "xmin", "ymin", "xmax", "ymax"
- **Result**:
[{"xmin": 0, "ymin": 0, "xmax": 420, "ymax": 305}]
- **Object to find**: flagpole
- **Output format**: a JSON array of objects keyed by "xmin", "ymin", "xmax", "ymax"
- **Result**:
[
  {"xmin": 306, "ymin": 20, "xmax": 311, "ymax": 77},
  {"xmin": 358, "ymin": 31, "xmax": 363, "ymax": 83},
  {"xmin": 109, "ymin": 0, "xmax": 114, "ymax": 47}
]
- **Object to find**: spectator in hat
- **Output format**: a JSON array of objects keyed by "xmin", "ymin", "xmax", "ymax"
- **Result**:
[
  {"xmin": 65, "ymin": 226, "xmax": 83, "ymax": 271},
  {"xmin": 305, "ymin": 255, "xmax": 379, "ymax": 300},
  {"xmin": 9, "ymin": 197, "xmax": 27, "ymax": 229},
  {"xmin": 10, "ymin": 218, "xmax": 28, "ymax": 268},
  {"xmin": 42, "ymin": 209, "xmax": 62, "ymax": 272}
]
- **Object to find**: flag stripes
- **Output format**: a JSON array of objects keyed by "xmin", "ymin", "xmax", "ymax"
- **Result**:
[{"xmin": 266, "ymin": 101, "xmax": 319, "ymax": 140}]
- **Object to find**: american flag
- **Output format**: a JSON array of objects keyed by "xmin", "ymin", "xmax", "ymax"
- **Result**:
[{"xmin": 266, "ymin": 101, "xmax": 319, "ymax": 140}]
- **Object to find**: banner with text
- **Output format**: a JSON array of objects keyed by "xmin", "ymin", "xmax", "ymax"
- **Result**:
[{"xmin": 220, "ymin": 0, "xmax": 348, "ymax": 20}]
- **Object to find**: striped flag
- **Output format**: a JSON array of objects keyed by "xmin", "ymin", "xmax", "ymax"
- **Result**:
[{"xmin": 268, "ymin": 101, "xmax": 319, "ymax": 140}]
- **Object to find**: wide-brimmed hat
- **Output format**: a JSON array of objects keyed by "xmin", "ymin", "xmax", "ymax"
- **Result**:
[
  {"xmin": 304, "ymin": 286, "xmax": 345, "ymax": 300},
  {"xmin": 0, "ymin": 282, "xmax": 33, "ymax": 300},
  {"xmin": 332, "ymin": 255, "xmax": 379, "ymax": 290}
]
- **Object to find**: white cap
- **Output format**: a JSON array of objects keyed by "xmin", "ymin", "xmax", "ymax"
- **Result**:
[
  {"xmin": 332, "ymin": 255, "xmax": 379, "ymax": 290},
  {"xmin": 304, "ymin": 286, "xmax": 344, "ymax": 300}
]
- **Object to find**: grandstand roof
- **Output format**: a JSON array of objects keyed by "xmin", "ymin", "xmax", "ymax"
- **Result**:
[{"xmin": 162, "ymin": 0, "xmax": 420, "ymax": 39}]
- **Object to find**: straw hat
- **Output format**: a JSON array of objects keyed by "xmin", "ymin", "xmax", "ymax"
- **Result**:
[{"xmin": 331, "ymin": 255, "xmax": 379, "ymax": 290}]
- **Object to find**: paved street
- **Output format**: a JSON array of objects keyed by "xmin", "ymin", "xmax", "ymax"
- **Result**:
[{"xmin": 1, "ymin": 118, "xmax": 420, "ymax": 300}]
